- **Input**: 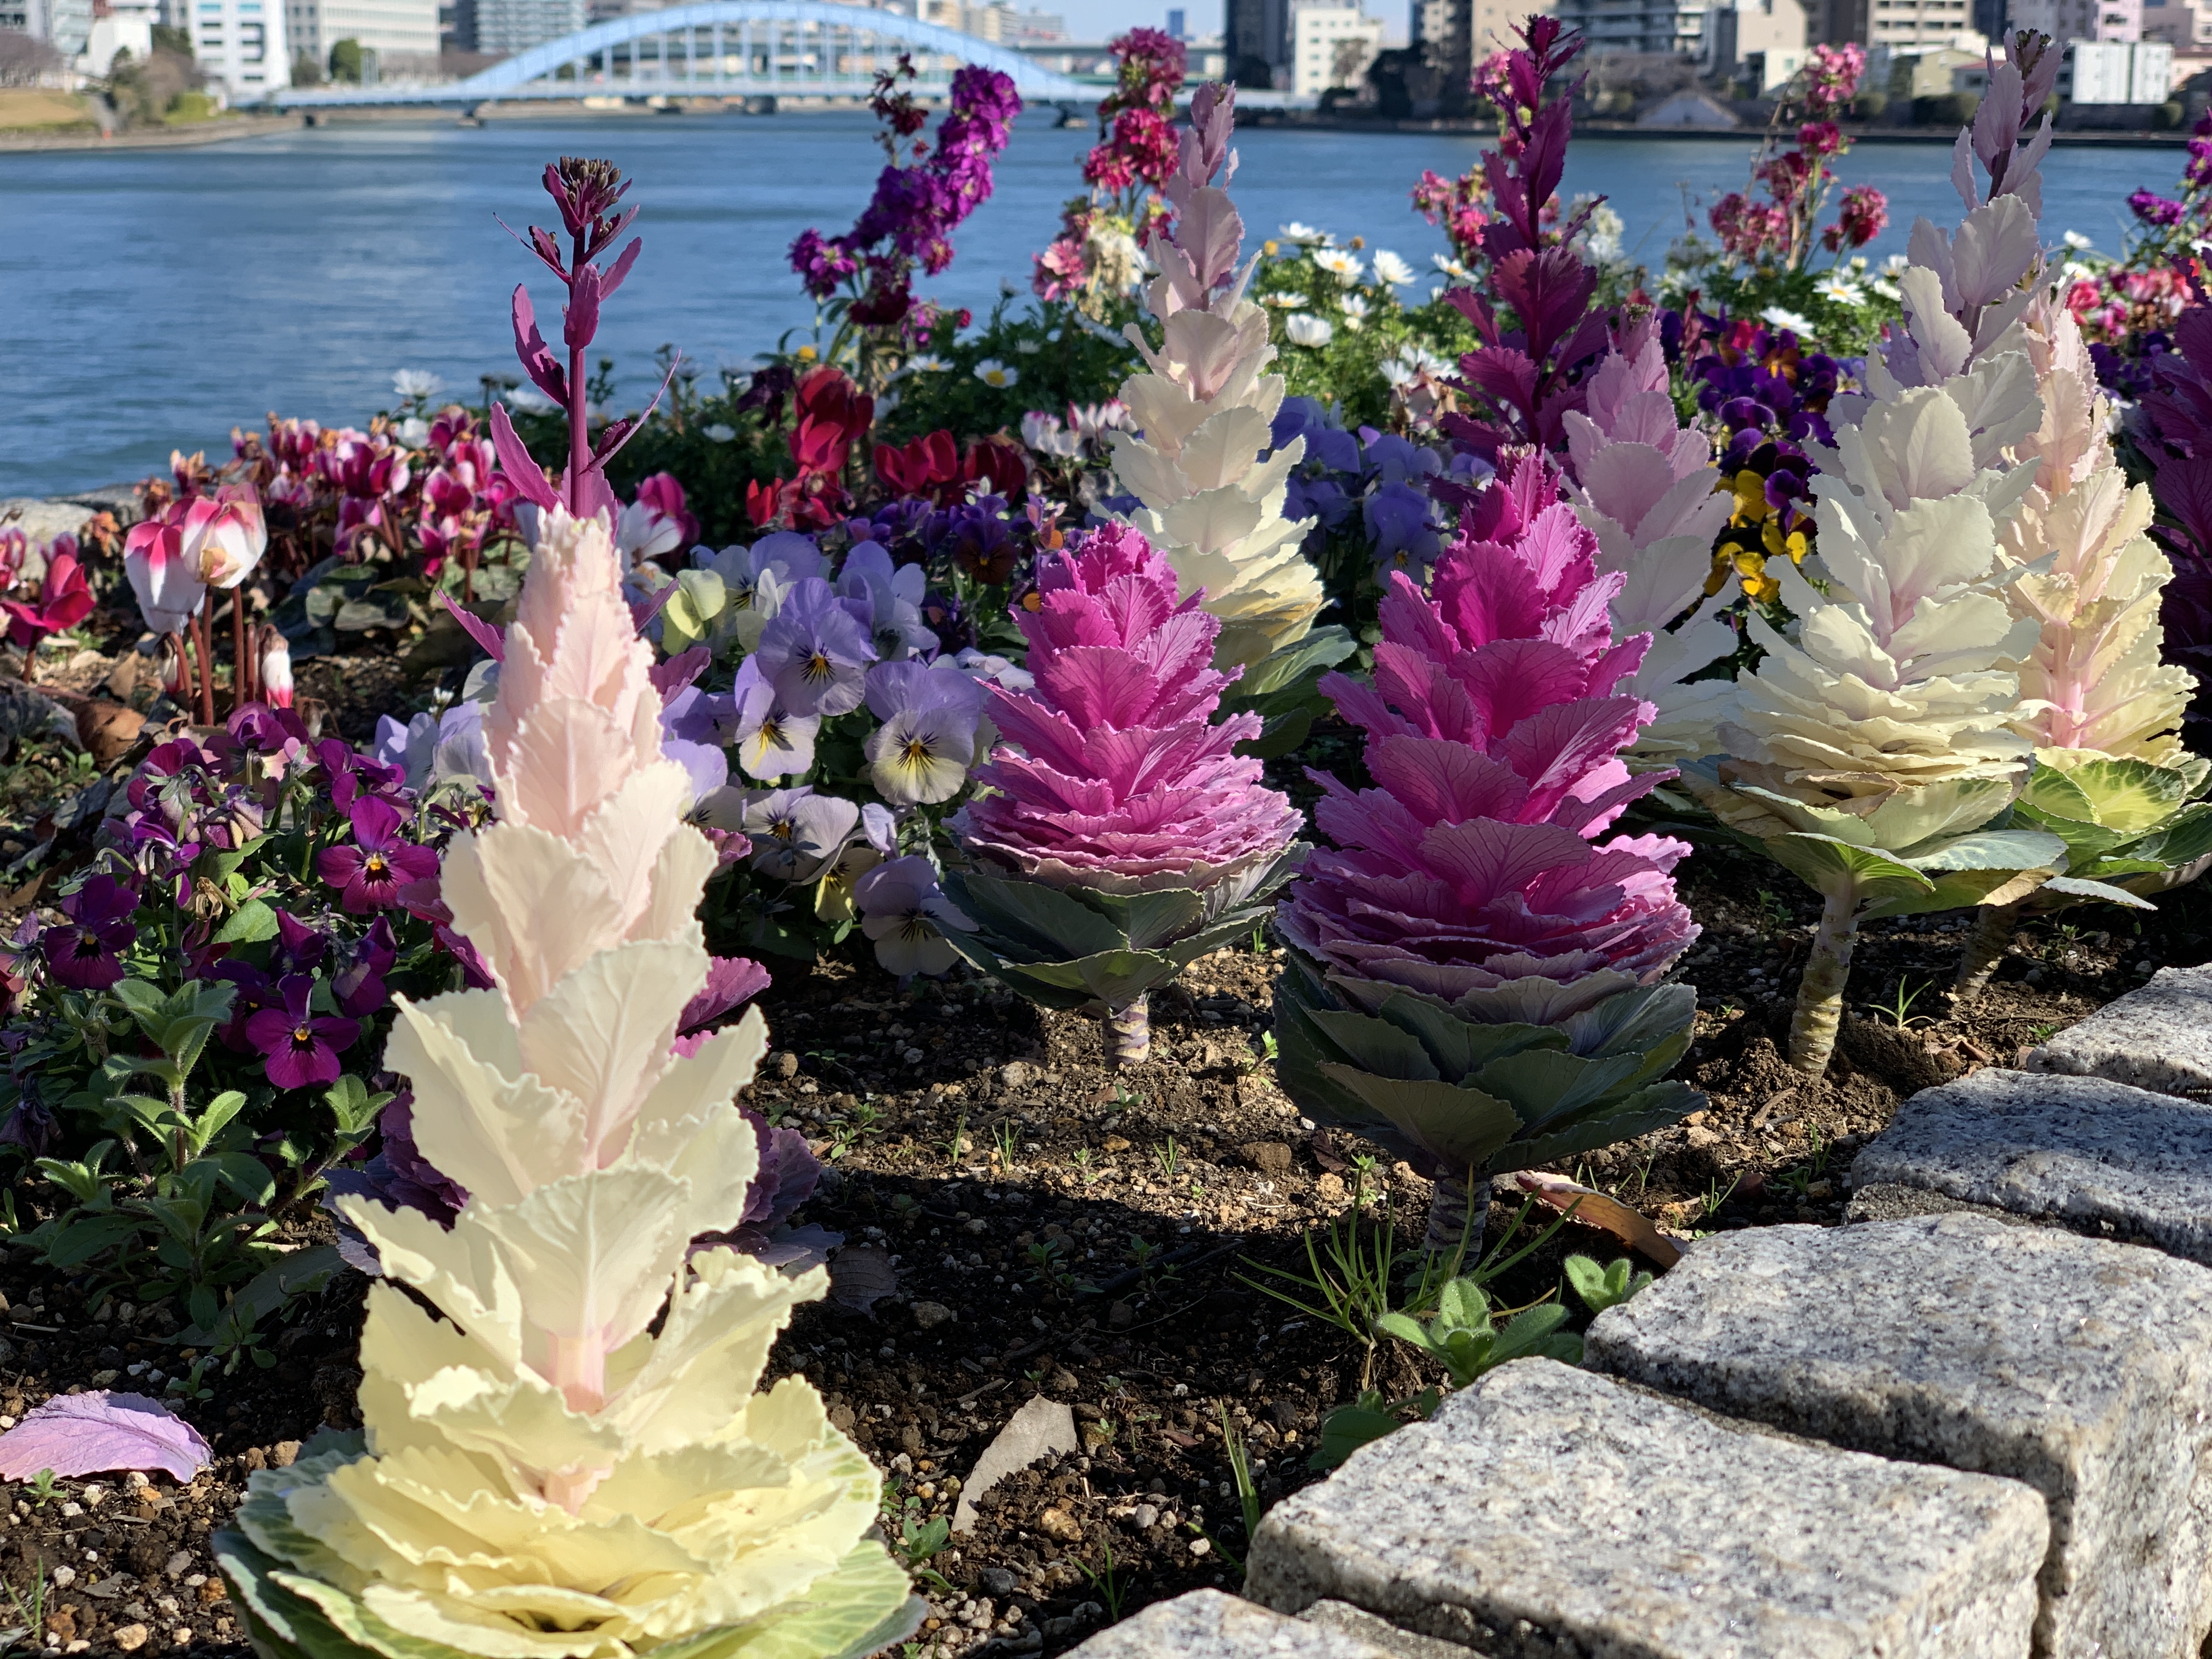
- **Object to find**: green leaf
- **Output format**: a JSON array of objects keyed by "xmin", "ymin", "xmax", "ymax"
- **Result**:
[
  {"xmin": 1234, "ymin": 706, "xmax": 1313, "ymax": 760},
  {"xmin": 324, "ymin": 1075, "xmax": 383, "ymax": 1135},
  {"xmin": 1373, "ymin": 995, "xmax": 1566, "ymax": 1081},
  {"xmin": 1474, "ymin": 1047, "xmax": 1658, "ymax": 1132},
  {"xmin": 1304, "ymin": 1006, "xmax": 1444, "ymax": 1082},
  {"xmin": 1492, "ymin": 1302, "xmax": 1574, "ymax": 1364},
  {"xmin": 1315, "ymin": 1065, "xmax": 1525, "ymax": 1173},
  {"xmin": 943, "ymin": 870, "xmax": 1128, "ymax": 959},
  {"xmin": 41, "ymin": 1212, "xmax": 144, "ymax": 1269},
  {"xmin": 1760, "ymin": 833, "xmax": 1935, "ymax": 908},
  {"xmin": 1371, "ymin": 1311, "xmax": 1432, "ymax": 1347},
  {"xmin": 1309, "ymin": 1402, "xmax": 1404, "ymax": 1471},
  {"xmin": 1496, "ymin": 1079, "xmax": 1705, "ymax": 1175},
  {"xmin": 647, "ymin": 1545, "xmax": 923, "ymax": 1659},
  {"xmin": 215, "ymin": 901, "xmax": 281, "ymax": 945},
  {"xmin": 179, "ymin": 1245, "xmax": 346, "ymax": 1347},
  {"xmin": 2037, "ymin": 875, "xmax": 2158, "ymax": 910},
  {"xmin": 212, "ymin": 1152, "xmax": 278, "ymax": 1206},
  {"xmin": 1905, "ymin": 828, "xmax": 2067, "ymax": 874}
]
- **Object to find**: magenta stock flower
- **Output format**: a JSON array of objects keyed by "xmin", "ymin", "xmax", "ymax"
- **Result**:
[
  {"xmin": 243, "ymin": 974, "xmax": 359, "ymax": 1090},
  {"xmin": 317, "ymin": 795, "xmax": 438, "ymax": 913},
  {"xmin": 945, "ymin": 525, "xmax": 1304, "ymax": 1064}
]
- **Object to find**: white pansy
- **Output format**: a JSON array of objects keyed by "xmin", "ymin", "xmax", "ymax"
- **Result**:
[
  {"xmin": 974, "ymin": 359, "xmax": 1019, "ymax": 388},
  {"xmin": 1285, "ymin": 313, "xmax": 1335, "ymax": 347},
  {"xmin": 1370, "ymin": 249, "xmax": 1415, "ymax": 286},
  {"xmin": 395, "ymin": 416, "xmax": 430, "ymax": 447}
]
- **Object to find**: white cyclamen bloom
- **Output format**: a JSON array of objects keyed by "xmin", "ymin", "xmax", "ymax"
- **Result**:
[
  {"xmin": 392, "ymin": 368, "xmax": 444, "ymax": 400},
  {"xmin": 973, "ymin": 359, "xmax": 1018, "ymax": 388},
  {"xmin": 1369, "ymin": 249, "xmax": 1416, "ymax": 286},
  {"xmin": 1759, "ymin": 304, "xmax": 1817, "ymax": 335},
  {"xmin": 1312, "ymin": 248, "xmax": 1363, "ymax": 283},
  {"xmin": 1285, "ymin": 313, "xmax": 1335, "ymax": 348}
]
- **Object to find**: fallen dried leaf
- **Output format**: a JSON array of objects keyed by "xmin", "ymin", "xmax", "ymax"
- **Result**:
[{"xmin": 1509, "ymin": 1171, "xmax": 1684, "ymax": 1269}]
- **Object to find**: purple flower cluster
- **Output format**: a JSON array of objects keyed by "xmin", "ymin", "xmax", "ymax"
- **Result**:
[{"xmin": 789, "ymin": 64, "xmax": 1022, "ymax": 329}]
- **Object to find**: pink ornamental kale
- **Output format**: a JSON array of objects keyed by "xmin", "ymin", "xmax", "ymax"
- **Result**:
[
  {"xmin": 947, "ymin": 524, "xmax": 1303, "ymax": 1064},
  {"xmin": 1274, "ymin": 456, "xmax": 1703, "ymax": 1249}
]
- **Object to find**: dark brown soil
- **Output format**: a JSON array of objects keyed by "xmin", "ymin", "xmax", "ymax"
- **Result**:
[{"xmin": 3, "ymin": 642, "xmax": 2210, "ymax": 1657}]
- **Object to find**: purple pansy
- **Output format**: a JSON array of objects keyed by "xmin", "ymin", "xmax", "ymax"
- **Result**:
[
  {"xmin": 753, "ymin": 577, "xmax": 877, "ymax": 716},
  {"xmin": 317, "ymin": 796, "xmax": 439, "ymax": 914},
  {"xmin": 42, "ymin": 875, "xmax": 140, "ymax": 991},
  {"xmin": 242, "ymin": 974, "xmax": 358, "ymax": 1090},
  {"xmin": 727, "ymin": 657, "xmax": 822, "ymax": 782}
]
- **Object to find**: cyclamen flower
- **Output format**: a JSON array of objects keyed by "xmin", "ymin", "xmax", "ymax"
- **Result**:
[
  {"xmin": 123, "ymin": 513, "xmax": 206, "ymax": 635},
  {"xmin": 242, "ymin": 973, "xmax": 358, "ymax": 1090},
  {"xmin": 180, "ymin": 486, "xmax": 267, "ymax": 588},
  {"xmin": 315, "ymin": 795, "xmax": 439, "ymax": 913},
  {"xmin": 41, "ymin": 874, "xmax": 139, "ymax": 990}
]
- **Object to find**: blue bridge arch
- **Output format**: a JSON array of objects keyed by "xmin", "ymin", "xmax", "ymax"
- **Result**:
[{"xmin": 275, "ymin": 1, "xmax": 1091, "ymax": 108}]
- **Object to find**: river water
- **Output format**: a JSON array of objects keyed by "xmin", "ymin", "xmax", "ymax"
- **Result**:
[{"xmin": 0, "ymin": 110, "xmax": 2181, "ymax": 496}]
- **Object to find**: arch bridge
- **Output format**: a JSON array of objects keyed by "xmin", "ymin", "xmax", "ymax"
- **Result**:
[{"xmin": 273, "ymin": 1, "xmax": 1091, "ymax": 108}]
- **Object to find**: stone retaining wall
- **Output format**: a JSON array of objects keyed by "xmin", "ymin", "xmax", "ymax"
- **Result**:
[{"xmin": 1063, "ymin": 966, "xmax": 2212, "ymax": 1659}]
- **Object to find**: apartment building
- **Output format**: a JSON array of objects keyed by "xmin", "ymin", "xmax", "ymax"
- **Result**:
[
  {"xmin": 1291, "ymin": 0, "xmax": 1381, "ymax": 89},
  {"xmin": 189, "ymin": 0, "xmax": 292, "ymax": 97}
]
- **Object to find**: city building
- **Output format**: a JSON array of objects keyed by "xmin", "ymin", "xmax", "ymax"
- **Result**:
[
  {"xmin": 1290, "ymin": 0, "xmax": 1379, "ymax": 88},
  {"xmin": 2011, "ymin": 0, "xmax": 2141, "ymax": 36},
  {"xmin": 1707, "ymin": 0, "xmax": 1807, "ymax": 86},
  {"xmin": 81, "ymin": 1, "xmax": 156, "ymax": 72},
  {"xmin": 2056, "ymin": 32, "xmax": 2171, "ymax": 93},
  {"xmin": 1166, "ymin": 4, "xmax": 1184, "ymax": 32},
  {"xmin": 468, "ymin": 0, "xmax": 579, "ymax": 54},
  {"xmin": 284, "ymin": 0, "xmax": 434, "ymax": 68},
  {"xmin": 1822, "ymin": 0, "xmax": 1983, "ymax": 50},
  {"xmin": 0, "ymin": 0, "xmax": 93, "ymax": 59},
  {"xmin": 2141, "ymin": 0, "xmax": 2212, "ymax": 45},
  {"xmin": 189, "ymin": 0, "xmax": 291, "ymax": 97},
  {"xmin": 1554, "ymin": 0, "xmax": 1706, "ymax": 55},
  {"xmin": 1412, "ymin": 0, "xmax": 1553, "ymax": 80}
]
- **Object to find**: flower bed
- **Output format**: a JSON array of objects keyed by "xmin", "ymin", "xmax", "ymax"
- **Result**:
[{"xmin": 0, "ymin": 18, "xmax": 2210, "ymax": 1659}]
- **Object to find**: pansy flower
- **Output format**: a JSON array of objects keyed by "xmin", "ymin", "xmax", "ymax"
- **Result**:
[
  {"xmin": 317, "ymin": 797, "xmax": 438, "ymax": 914},
  {"xmin": 243, "ymin": 974, "xmax": 359, "ymax": 1090},
  {"xmin": 41, "ymin": 875, "xmax": 139, "ymax": 990}
]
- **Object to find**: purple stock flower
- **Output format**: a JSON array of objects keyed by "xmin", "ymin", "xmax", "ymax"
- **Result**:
[
  {"xmin": 862, "ymin": 659, "xmax": 986, "ymax": 805},
  {"xmin": 42, "ymin": 875, "xmax": 139, "ymax": 990},
  {"xmin": 727, "ymin": 657, "xmax": 821, "ymax": 782},
  {"xmin": 242, "ymin": 974, "xmax": 358, "ymax": 1090},
  {"xmin": 317, "ymin": 796, "xmax": 439, "ymax": 914},
  {"xmin": 2132, "ymin": 189, "xmax": 2188, "ymax": 227},
  {"xmin": 754, "ymin": 577, "xmax": 877, "ymax": 716}
]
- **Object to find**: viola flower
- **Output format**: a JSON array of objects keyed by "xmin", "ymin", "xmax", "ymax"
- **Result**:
[
  {"xmin": 815, "ymin": 802, "xmax": 899, "ymax": 923},
  {"xmin": 316, "ymin": 795, "xmax": 438, "ymax": 913},
  {"xmin": 744, "ymin": 787, "xmax": 861, "ymax": 882},
  {"xmin": 41, "ymin": 874, "xmax": 139, "ymax": 990},
  {"xmin": 836, "ymin": 543, "xmax": 936, "ymax": 659},
  {"xmin": 855, "ymin": 855, "xmax": 976, "ymax": 977},
  {"xmin": 242, "ymin": 973, "xmax": 358, "ymax": 1090},
  {"xmin": 331, "ymin": 918, "xmax": 397, "ymax": 1018},
  {"xmin": 862, "ymin": 659, "xmax": 986, "ymax": 805},
  {"xmin": 725, "ymin": 657, "xmax": 822, "ymax": 782},
  {"xmin": 753, "ymin": 577, "xmax": 877, "ymax": 716}
]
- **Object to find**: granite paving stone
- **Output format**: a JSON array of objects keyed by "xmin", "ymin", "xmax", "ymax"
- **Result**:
[
  {"xmin": 1849, "ymin": 1069, "xmax": 2212, "ymax": 1263},
  {"xmin": 2023, "ymin": 965, "xmax": 2212, "ymax": 1098},
  {"xmin": 1245, "ymin": 1357, "xmax": 2046, "ymax": 1659},
  {"xmin": 1584, "ymin": 1214, "xmax": 2212, "ymax": 1658},
  {"xmin": 1063, "ymin": 1590, "xmax": 1401, "ymax": 1659}
]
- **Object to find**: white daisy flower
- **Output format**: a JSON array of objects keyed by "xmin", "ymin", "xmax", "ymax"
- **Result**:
[
  {"xmin": 2064, "ymin": 229, "xmax": 2094, "ymax": 250},
  {"xmin": 392, "ymin": 369, "xmax": 444, "ymax": 401},
  {"xmin": 1280, "ymin": 221, "xmax": 1328, "ymax": 245},
  {"xmin": 1432, "ymin": 253, "xmax": 1474, "ymax": 280},
  {"xmin": 703, "ymin": 423, "xmax": 738, "ymax": 442},
  {"xmin": 1285, "ymin": 313, "xmax": 1335, "ymax": 348},
  {"xmin": 1313, "ymin": 248, "xmax": 1364, "ymax": 284},
  {"xmin": 1370, "ymin": 249, "xmax": 1416, "ymax": 286},
  {"xmin": 1379, "ymin": 358, "xmax": 1418, "ymax": 387},
  {"xmin": 1882, "ymin": 253, "xmax": 1910, "ymax": 276},
  {"xmin": 907, "ymin": 355, "xmax": 950, "ymax": 374},
  {"xmin": 1870, "ymin": 279, "xmax": 1901, "ymax": 301},
  {"xmin": 1340, "ymin": 294, "xmax": 1371, "ymax": 330},
  {"xmin": 974, "ymin": 359, "xmax": 1019, "ymax": 389},
  {"xmin": 1759, "ymin": 304, "xmax": 1817, "ymax": 336},
  {"xmin": 1813, "ymin": 274, "xmax": 1865, "ymax": 307},
  {"xmin": 1261, "ymin": 292, "xmax": 1306, "ymax": 307}
]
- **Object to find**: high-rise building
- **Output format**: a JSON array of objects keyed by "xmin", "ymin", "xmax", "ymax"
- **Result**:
[
  {"xmin": 1291, "ymin": 0, "xmax": 1380, "ymax": 87},
  {"xmin": 2010, "ymin": 0, "xmax": 2140, "ymax": 36},
  {"xmin": 189, "ymin": 0, "xmax": 291, "ymax": 96},
  {"xmin": 1, "ymin": 0, "xmax": 94, "ymax": 58},
  {"xmin": 2140, "ymin": 0, "xmax": 2212, "ymax": 47},
  {"xmin": 285, "ymin": 0, "xmax": 434, "ymax": 65},
  {"xmin": 1554, "ymin": 0, "xmax": 1705, "ymax": 53},
  {"xmin": 469, "ymin": 0, "xmax": 579, "ymax": 54},
  {"xmin": 1167, "ymin": 5, "xmax": 1185, "ymax": 32},
  {"xmin": 1824, "ymin": 0, "xmax": 1983, "ymax": 48},
  {"xmin": 1707, "ymin": 0, "xmax": 1808, "ymax": 84}
]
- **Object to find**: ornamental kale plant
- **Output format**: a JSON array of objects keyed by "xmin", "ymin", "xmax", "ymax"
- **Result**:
[
  {"xmin": 217, "ymin": 507, "xmax": 915, "ymax": 1659},
  {"xmin": 945, "ymin": 523, "xmax": 1305, "ymax": 1064},
  {"xmin": 1273, "ymin": 456, "xmax": 1703, "ymax": 1251},
  {"xmin": 0, "ymin": 707, "xmax": 476, "ymax": 1354}
]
